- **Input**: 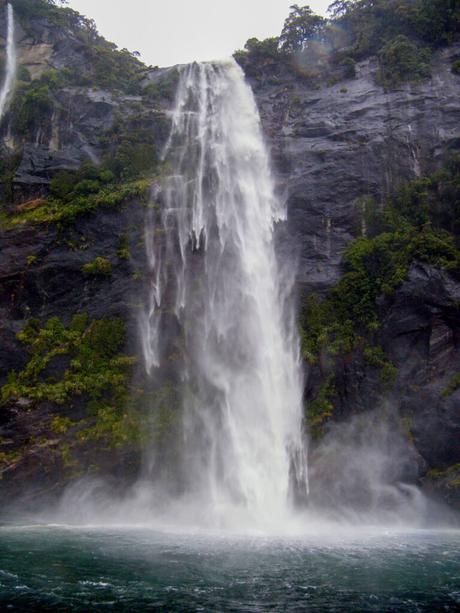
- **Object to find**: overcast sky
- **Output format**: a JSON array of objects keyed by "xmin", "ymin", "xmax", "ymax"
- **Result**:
[{"xmin": 66, "ymin": 0, "xmax": 331, "ymax": 67}]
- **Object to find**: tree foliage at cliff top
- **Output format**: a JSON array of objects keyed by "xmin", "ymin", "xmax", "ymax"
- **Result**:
[
  {"xmin": 235, "ymin": 0, "xmax": 460, "ymax": 84},
  {"xmin": 12, "ymin": 0, "xmax": 147, "ymax": 94}
]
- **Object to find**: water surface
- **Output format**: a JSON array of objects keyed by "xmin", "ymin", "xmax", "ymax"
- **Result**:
[{"xmin": 0, "ymin": 525, "xmax": 459, "ymax": 611}]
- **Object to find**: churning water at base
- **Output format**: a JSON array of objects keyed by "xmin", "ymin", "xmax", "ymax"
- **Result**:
[
  {"xmin": 140, "ymin": 60, "xmax": 306, "ymax": 529},
  {"xmin": 0, "ymin": 525, "xmax": 459, "ymax": 611},
  {"xmin": 0, "ymin": 3, "xmax": 16, "ymax": 121}
]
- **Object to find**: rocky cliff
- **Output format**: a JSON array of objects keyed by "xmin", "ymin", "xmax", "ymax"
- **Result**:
[
  {"xmin": 245, "ymin": 44, "xmax": 460, "ymax": 512},
  {"xmin": 251, "ymin": 45, "xmax": 460, "ymax": 291},
  {"xmin": 1, "ymin": 0, "xmax": 459, "ymax": 514}
]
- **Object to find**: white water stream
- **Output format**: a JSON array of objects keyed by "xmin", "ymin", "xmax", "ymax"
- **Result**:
[
  {"xmin": 0, "ymin": 3, "xmax": 16, "ymax": 121},
  {"xmin": 140, "ymin": 61, "xmax": 307, "ymax": 528}
]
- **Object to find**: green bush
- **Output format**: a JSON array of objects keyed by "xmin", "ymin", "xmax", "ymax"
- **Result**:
[
  {"xmin": 50, "ymin": 170, "xmax": 79, "ymax": 200},
  {"xmin": 13, "ymin": 82, "xmax": 53, "ymax": 133},
  {"xmin": 75, "ymin": 179, "xmax": 101, "ymax": 195},
  {"xmin": 300, "ymin": 160, "xmax": 460, "ymax": 364},
  {"xmin": 306, "ymin": 376, "xmax": 336, "ymax": 439},
  {"xmin": 101, "ymin": 114, "xmax": 159, "ymax": 181},
  {"xmin": 143, "ymin": 69, "xmax": 180, "ymax": 104},
  {"xmin": 1, "ymin": 314, "xmax": 139, "ymax": 449},
  {"xmin": 452, "ymin": 59, "xmax": 460, "ymax": 74},
  {"xmin": 17, "ymin": 65, "xmax": 31, "ymax": 82},
  {"xmin": 82, "ymin": 257, "xmax": 112, "ymax": 276},
  {"xmin": 341, "ymin": 57, "xmax": 356, "ymax": 78},
  {"xmin": 117, "ymin": 235, "xmax": 130, "ymax": 260},
  {"xmin": 233, "ymin": 37, "xmax": 284, "ymax": 78},
  {"xmin": 6, "ymin": 177, "xmax": 151, "ymax": 227},
  {"xmin": 363, "ymin": 346, "xmax": 398, "ymax": 389},
  {"xmin": 2, "ymin": 315, "xmax": 133, "ymax": 406},
  {"xmin": 14, "ymin": 0, "xmax": 146, "ymax": 94},
  {"xmin": 378, "ymin": 35, "xmax": 432, "ymax": 86}
]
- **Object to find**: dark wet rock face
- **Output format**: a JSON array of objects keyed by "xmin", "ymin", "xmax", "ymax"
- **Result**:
[
  {"xmin": 252, "ymin": 47, "xmax": 460, "ymax": 292},
  {"xmin": 385, "ymin": 265, "xmax": 460, "ymax": 466},
  {"xmin": 247, "ymin": 48, "xmax": 460, "ymax": 512}
]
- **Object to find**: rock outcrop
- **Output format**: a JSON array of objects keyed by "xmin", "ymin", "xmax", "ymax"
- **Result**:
[
  {"xmin": 246, "ymin": 47, "xmax": 460, "ymax": 511},
  {"xmin": 251, "ymin": 46, "xmax": 460, "ymax": 292}
]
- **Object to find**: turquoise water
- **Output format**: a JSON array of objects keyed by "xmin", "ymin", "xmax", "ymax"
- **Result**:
[{"xmin": 0, "ymin": 525, "xmax": 459, "ymax": 611}]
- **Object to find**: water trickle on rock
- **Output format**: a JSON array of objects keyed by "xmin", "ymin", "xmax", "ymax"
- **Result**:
[
  {"xmin": 0, "ymin": 3, "xmax": 16, "ymax": 121},
  {"xmin": 140, "ymin": 61, "xmax": 307, "ymax": 528}
]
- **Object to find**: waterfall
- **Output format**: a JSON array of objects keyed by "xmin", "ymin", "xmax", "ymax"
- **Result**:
[
  {"xmin": 140, "ymin": 61, "xmax": 307, "ymax": 529},
  {"xmin": 0, "ymin": 3, "xmax": 16, "ymax": 121}
]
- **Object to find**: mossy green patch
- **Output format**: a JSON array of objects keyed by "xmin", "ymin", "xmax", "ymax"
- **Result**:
[
  {"xmin": 442, "ymin": 371, "xmax": 460, "ymax": 398},
  {"xmin": 3, "ymin": 178, "xmax": 151, "ymax": 228},
  {"xmin": 1, "ymin": 314, "xmax": 142, "ymax": 460},
  {"xmin": 306, "ymin": 376, "xmax": 336, "ymax": 440},
  {"xmin": 82, "ymin": 257, "xmax": 112, "ymax": 276},
  {"xmin": 1, "ymin": 315, "xmax": 134, "ymax": 409},
  {"xmin": 427, "ymin": 463, "xmax": 460, "ymax": 489},
  {"xmin": 363, "ymin": 346, "xmax": 398, "ymax": 389}
]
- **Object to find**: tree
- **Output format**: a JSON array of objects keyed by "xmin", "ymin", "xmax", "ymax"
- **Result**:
[
  {"xmin": 279, "ymin": 4, "xmax": 325, "ymax": 54},
  {"xmin": 327, "ymin": 0, "xmax": 354, "ymax": 18}
]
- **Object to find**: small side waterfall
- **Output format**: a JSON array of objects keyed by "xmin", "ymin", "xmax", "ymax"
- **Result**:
[
  {"xmin": 0, "ymin": 3, "xmax": 16, "ymax": 121},
  {"xmin": 141, "ymin": 61, "xmax": 307, "ymax": 529}
]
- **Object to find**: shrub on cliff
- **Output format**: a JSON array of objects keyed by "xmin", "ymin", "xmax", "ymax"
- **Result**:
[
  {"xmin": 378, "ymin": 35, "xmax": 432, "ymax": 86},
  {"xmin": 300, "ymin": 158, "xmax": 460, "ymax": 363},
  {"xmin": 13, "ymin": 0, "xmax": 146, "ymax": 95},
  {"xmin": 82, "ymin": 257, "xmax": 112, "ymax": 276},
  {"xmin": 238, "ymin": 1, "xmax": 458, "ymax": 88}
]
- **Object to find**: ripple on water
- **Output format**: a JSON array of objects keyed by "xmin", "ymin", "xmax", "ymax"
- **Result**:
[{"xmin": 0, "ymin": 526, "xmax": 459, "ymax": 611}]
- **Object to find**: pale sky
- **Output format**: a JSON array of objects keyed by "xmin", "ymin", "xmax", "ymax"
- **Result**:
[{"xmin": 66, "ymin": 0, "xmax": 331, "ymax": 67}]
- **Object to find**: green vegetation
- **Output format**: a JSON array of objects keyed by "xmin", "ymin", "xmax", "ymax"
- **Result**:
[
  {"xmin": 26, "ymin": 255, "xmax": 38, "ymax": 266},
  {"xmin": 279, "ymin": 5, "xmax": 325, "ymax": 54},
  {"xmin": 101, "ymin": 114, "xmax": 161, "ymax": 181},
  {"xmin": 363, "ymin": 346, "xmax": 398, "ymax": 389},
  {"xmin": 233, "ymin": 38, "xmax": 282, "ymax": 80},
  {"xmin": 13, "ymin": 0, "xmax": 147, "ymax": 95},
  {"xmin": 442, "ymin": 371, "xmax": 460, "ymax": 398},
  {"xmin": 51, "ymin": 415, "xmax": 74, "ymax": 435},
  {"xmin": 0, "ymin": 154, "xmax": 21, "ymax": 203},
  {"xmin": 143, "ymin": 70, "xmax": 180, "ymax": 105},
  {"xmin": 1, "ymin": 315, "xmax": 133, "ymax": 406},
  {"xmin": 3, "ymin": 173, "xmax": 150, "ymax": 228},
  {"xmin": 306, "ymin": 376, "xmax": 336, "ymax": 439},
  {"xmin": 301, "ymin": 159, "xmax": 460, "ymax": 438},
  {"xmin": 235, "ymin": 1, "xmax": 459, "ymax": 87},
  {"xmin": 427, "ymin": 463, "xmax": 460, "ymax": 489},
  {"xmin": 17, "ymin": 65, "xmax": 32, "ymax": 83},
  {"xmin": 10, "ymin": 78, "xmax": 53, "ymax": 135},
  {"xmin": 453, "ymin": 59, "xmax": 460, "ymax": 74},
  {"xmin": 117, "ymin": 235, "xmax": 130, "ymax": 260},
  {"xmin": 82, "ymin": 257, "xmax": 112, "ymax": 276},
  {"xmin": 378, "ymin": 35, "xmax": 431, "ymax": 86},
  {"xmin": 1, "ymin": 315, "xmax": 140, "ymax": 450},
  {"xmin": 0, "ymin": 314, "xmax": 185, "ymax": 466},
  {"xmin": 301, "ymin": 158, "xmax": 460, "ymax": 366},
  {"xmin": 341, "ymin": 57, "xmax": 356, "ymax": 79},
  {"xmin": 0, "ymin": 448, "xmax": 22, "ymax": 469}
]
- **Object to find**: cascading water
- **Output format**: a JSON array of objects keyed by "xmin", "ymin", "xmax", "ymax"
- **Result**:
[
  {"xmin": 140, "ymin": 60, "xmax": 307, "ymax": 529},
  {"xmin": 0, "ymin": 3, "xmax": 16, "ymax": 121}
]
